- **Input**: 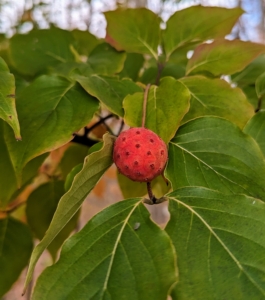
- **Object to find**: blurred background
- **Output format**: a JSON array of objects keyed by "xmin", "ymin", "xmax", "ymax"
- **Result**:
[
  {"xmin": 1, "ymin": 0, "xmax": 264, "ymax": 299},
  {"xmin": 0, "ymin": 0, "xmax": 265, "ymax": 42}
]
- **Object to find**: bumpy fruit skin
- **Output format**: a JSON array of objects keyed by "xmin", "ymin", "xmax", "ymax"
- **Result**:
[{"xmin": 113, "ymin": 127, "xmax": 168, "ymax": 182}]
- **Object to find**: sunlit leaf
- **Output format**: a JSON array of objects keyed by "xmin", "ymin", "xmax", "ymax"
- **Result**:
[
  {"xmin": 166, "ymin": 187, "xmax": 265, "ymax": 299},
  {"xmin": 186, "ymin": 39, "xmax": 265, "ymax": 76},
  {"xmin": 105, "ymin": 8, "xmax": 160, "ymax": 59},
  {"xmin": 123, "ymin": 77, "xmax": 190, "ymax": 143},
  {"xmin": 32, "ymin": 199, "xmax": 177, "ymax": 300},
  {"xmin": 163, "ymin": 6, "xmax": 242, "ymax": 59}
]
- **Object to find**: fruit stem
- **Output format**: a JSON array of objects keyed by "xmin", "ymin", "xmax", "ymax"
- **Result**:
[
  {"xmin": 147, "ymin": 182, "xmax": 157, "ymax": 204},
  {"xmin": 142, "ymin": 84, "xmax": 151, "ymax": 127}
]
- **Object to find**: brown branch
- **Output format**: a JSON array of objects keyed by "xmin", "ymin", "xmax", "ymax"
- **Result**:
[{"xmin": 142, "ymin": 84, "xmax": 151, "ymax": 128}]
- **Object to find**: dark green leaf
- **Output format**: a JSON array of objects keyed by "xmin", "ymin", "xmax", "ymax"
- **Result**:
[
  {"xmin": 10, "ymin": 28, "xmax": 76, "ymax": 76},
  {"xmin": 119, "ymin": 53, "xmax": 144, "ymax": 81},
  {"xmin": 71, "ymin": 29, "xmax": 101, "ymax": 56},
  {"xmin": 0, "ymin": 120, "xmax": 46, "ymax": 208},
  {"xmin": 186, "ymin": 39, "xmax": 265, "ymax": 76},
  {"xmin": 165, "ymin": 117, "xmax": 265, "ymax": 199},
  {"xmin": 64, "ymin": 163, "xmax": 83, "ymax": 192},
  {"xmin": 244, "ymin": 110, "xmax": 265, "ymax": 157},
  {"xmin": 87, "ymin": 43, "xmax": 126, "ymax": 76},
  {"xmin": 24, "ymin": 133, "xmax": 115, "ymax": 292},
  {"xmin": 58, "ymin": 143, "xmax": 88, "ymax": 179},
  {"xmin": 0, "ymin": 57, "xmax": 20, "ymax": 139},
  {"xmin": 166, "ymin": 187, "xmax": 265, "ymax": 299},
  {"xmin": 76, "ymin": 74, "xmax": 142, "ymax": 116},
  {"xmin": 5, "ymin": 75, "xmax": 99, "ymax": 182},
  {"xmin": 123, "ymin": 77, "xmax": 190, "ymax": 143},
  {"xmin": 0, "ymin": 217, "xmax": 33, "ymax": 297},
  {"xmin": 242, "ymin": 85, "xmax": 260, "ymax": 109},
  {"xmin": 256, "ymin": 72, "xmax": 265, "ymax": 98},
  {"xmin": 231, "ymin": 54, "xmax": 265, "ymax": 86},
  {"xmin": 32, "ymin": 199, "xmax": 177, "ymax": 300},
  {"xmin": 105, "ymin": 8, "xmax": 160, "ymax": 59},
  {"xmin": 163, "ymin": 6, "xmax": 242, "ymax": 59},
  {"xmin": 26, "ymin": 181, "xmax": 79, "ymax": 260},
  {"xmin": 180, "ymin": 76, "xmax": 254, "ymax": 128}
]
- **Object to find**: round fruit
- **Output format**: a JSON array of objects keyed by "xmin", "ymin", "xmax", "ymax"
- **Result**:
[{"xmin": 113, "ymin": 127, "xmax": 168, "ymax": 182}]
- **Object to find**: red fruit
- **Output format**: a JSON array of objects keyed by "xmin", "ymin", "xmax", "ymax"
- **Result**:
[{"xmin": 113, "ymin": 127, "xmax": 168, "ymax": 182}]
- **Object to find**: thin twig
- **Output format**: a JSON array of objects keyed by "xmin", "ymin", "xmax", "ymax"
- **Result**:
[
  {"xmin": 155, "ymin": 62, "xmax": 164, "ymax": 86},
  {"xmin": 142, "ymin": 84, "xmax": 151, "ymax": 128},
  {"xmin": 147, "ymin": 182, "xmax": 157, "ymax": 204},
  {"xmin": 86, "ymin": 114, "xmax": 114, "ymax": 133},
  {"xmin": 117, "ymin": 119, "xmax": 124, "ymax": 135}
]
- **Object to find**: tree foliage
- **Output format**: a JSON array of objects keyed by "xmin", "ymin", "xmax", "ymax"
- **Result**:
[{"xmin": 1, "ymin": 4, "xmax": 265, "ymax": 299}]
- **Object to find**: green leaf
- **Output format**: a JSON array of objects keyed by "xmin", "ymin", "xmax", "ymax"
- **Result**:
[
  {"xmin": 163, "ymin": 6, "xmax": 242, "ymax": 59},
  {"xmin": 64, "ymin": 163, "xmax": 83, "ymax": 192},
  {"xmin": 5, "ymin": 75, "xmax": 99, "ymax": 182},
  {"xmin": 180, "ymin": 76, "xmax": 254, "ymax": 128},
  {"xmin": 242, "ymin": 85, "xmax": 261, "ymax": 109},
  {"xmin": 23, "ymin": 133, "xmax": 115, "ymax": 293},
  {"xmin": 31, "ymin": 198, "xmax": 177, "ymax": 300},
  {"xmin": 123, "ymin": 77, "xmax": 190, "ymax": 143},
  {"xmin": 244, "ymin": 110, "xmax": 265, "ymax": 157},
  {"xmin": 256, "ymin": 72, "xmax": 265, "ymax": 98},
  {"xmin": 119, "ymin": 53, "xmax": 144, "ymax": 81},
  {"xmin": 76, "ymin": 74, "xmax": 142, "ymax": 116},
  {"xmin": 165, "ymin": 117, "xmax": 265, "ymax": 200},
  {"xmin": 0, "ymin": 217, "xmax": 33, "ymax": 297},
  {"xmin": 166, "ymin": 187, "xmax": 265, "ymax": 299},
  {"xmin": 186, "ymin": 39, "xmax": 265, "ymax": 76},
  {"xmin": 0, "ymin": 120, "xmax": 46, "ymax": 208},
  {"xmin": 9, "ymin": 28, "xmax": 76, "ymax": 76},
  {"xmin": 0, "ymin": 57, "xmax": 21, "ymax": 139},
  {"xmin": 117, "ymin": 172, "xmax": 170, "ymax": 199},
  {"xmin": 58, "ymin": 143, "xmax": 88, "ymax": 179},
  {"xmin": 71, "ymin": 29, "xmax": 101, "ymax": 56},
  {"xmin": 26, "ymin": 181, "xmax": 79, "ymax": 261},
  {"xmin": 87, "ymin": 43, "xmax": 126, "ymax": 76},
  {"xmin": 231, "ymin": 54, "xmax": 265, "ymax": 86},
  {"xmin": 105, "ymin": 8, "xmax": 160, "ymax": 60}
]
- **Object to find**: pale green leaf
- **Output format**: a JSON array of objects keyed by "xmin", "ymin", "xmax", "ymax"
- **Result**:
[
  {"xmin": 71, "ymin": 29, "xmax": 101, "ymax": 56},
  {"xmin": 244, "ymin": 110, "xmax": 265, "ymax": 157},
  {"xmin": 26, "ymin": 181, "xmax": 79, "ymax": 261},
  {"xmin": 76, "ymin": 74, "xmax": 142, "ymax": 116},
  {"xmin": 256, "ymin": 72, "xmax": 265, "ymax": 98},
  {"xmin": 163, "ymin": 6, "xmax": 242, "ymax": 59},
  {"xmin": 105, "ymin": 8, "xmax": 160, "ymax": 60},
  {"xmin": 123, "ymin": 77, "xmax": 190, "ymax": 143},
  {"xmin": 0, "ymin": 217, "xmax": 33, "ymax": 297},
  {"xmin": 10, "ymin": 28, "xmax": 75, "ymax": 76},
  {"xmin": 166, "ymin": 187, "xmax": 265, "ymax": 299},
  {"xmin": 0, "ymin": 57, "xmax": 20, "ymax": 139},
  {"xmin": 165, "ymin": 117, "xmax": 265, "ymax": 200},
  {"xmin": 32, "ymin": 199, "xmax": 177, "ymax": 300},
  {"xmin": 23, "ymin": 133, "xmax": 115, "ymax": 293},
  {"xmin": 64, "ymin": 163, "xmax": 83, "ymax": 192},
  {"xmin": 180, "ymin": 76, "xmax": 254, "ymax": 128},
  {"xmin": 5, "ymin": 75, "xmax": 99, "ymax": 182},
  {"xmin": 186, "ymin": 39, "xmax": 265, "ymax": 76}
]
